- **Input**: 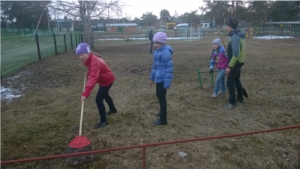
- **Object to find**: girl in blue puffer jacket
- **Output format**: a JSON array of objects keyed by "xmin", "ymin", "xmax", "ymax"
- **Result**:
[{"xmin": 149, "ymin": 32, "xmax": 174, "ymax": 125}]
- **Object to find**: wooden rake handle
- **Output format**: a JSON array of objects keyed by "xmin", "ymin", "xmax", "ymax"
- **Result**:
[
  {"xmin": 79, "ymin": 76, "xmax": 86, "ymax": 136},
  {"xmin": 218, "ymin": 31, "xmax": 227, "ymax": 52}
]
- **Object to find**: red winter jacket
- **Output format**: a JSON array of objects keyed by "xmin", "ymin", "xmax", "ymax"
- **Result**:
[{"xmin": 82, "ymin": 53, "xmax": 115, "ymax": 98}]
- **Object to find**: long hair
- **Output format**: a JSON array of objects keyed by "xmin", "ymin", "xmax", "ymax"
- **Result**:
[{"xmin": 91, "ymin": 51, "xmax": 101, "ymax": 58}]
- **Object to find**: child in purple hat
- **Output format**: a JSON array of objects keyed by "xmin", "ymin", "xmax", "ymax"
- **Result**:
[
  {"xmin": 149, "ymin": 32, "xmax": 174, "ymax": 125},
  {"xmin": 76, "ymin": 43, "xmax": 118, "ymax": 129}
]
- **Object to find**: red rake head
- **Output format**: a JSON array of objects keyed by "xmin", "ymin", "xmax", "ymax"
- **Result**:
[{"xmin": 68, "ymin": 136, "xmax": 91, "ymax": 148}]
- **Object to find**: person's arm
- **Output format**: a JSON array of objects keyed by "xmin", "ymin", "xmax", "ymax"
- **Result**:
[
  {"xmin": 162, "ymin": 51, "xmax": 173, "ymax": 89},
  {"xmin": 209, "ymin": 50, "xmax": 216, "ymax": 70},
  {"xmin": 82, "ymin": 62, "xmax": 100, "ymax": 98},
  {"xmin": 150, "ymin": 61, "xmax": 155, "ymax": 81},
  {"xmin": 228, "ymin": 35, "xmax": 241, "ymax": 68}
]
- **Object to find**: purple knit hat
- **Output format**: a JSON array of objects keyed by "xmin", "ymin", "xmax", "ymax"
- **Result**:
[
  {"xmin": 76, "ymin": 43, "xmax": 90, "ymax": 55},
  {"xmin": 153, "ymin": 32, "xmax": 167, "ymax": 44}
]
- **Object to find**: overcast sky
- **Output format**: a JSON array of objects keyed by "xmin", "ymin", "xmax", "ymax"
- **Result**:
[{"xmin": 121, "ymin": 0, "xmax": 205, "ymax": 19}]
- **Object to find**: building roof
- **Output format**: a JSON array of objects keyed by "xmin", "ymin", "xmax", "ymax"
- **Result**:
[
  {"xmin": 266, "ymin": 21, "xmax": 300, "ymax": 25},
  {"xmin": 106, "ymin": 23, "xmax": 137, "ymax": 27}
]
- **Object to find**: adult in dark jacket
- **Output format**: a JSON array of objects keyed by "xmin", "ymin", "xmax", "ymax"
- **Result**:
[
  {"xmin": 224, "ymin": 18, "xmax": 246, "ymax": 109},
  {"xmin": 148, "ymin": 28, "xmax": 154, "ymax": 54}
]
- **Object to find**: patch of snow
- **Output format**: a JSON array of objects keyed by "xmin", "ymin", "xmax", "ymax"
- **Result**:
[
  {"xmin": 254, "ymin": 35, "xmax": 294, "ymax": 40},
  {"xmin": 1, "ymin": 71, "xmax": 31, "ymax": 103},
  {"xmin": 1, "ymin": 87, "xmax": 22, "ymax": 100}
]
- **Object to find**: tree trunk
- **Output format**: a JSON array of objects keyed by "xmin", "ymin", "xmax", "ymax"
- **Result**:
[
  {"xmin": 82, "ymin": 15, "xmax": 94, "ymax": 49},
  {"xmin": 79, "ymin": 1, "xmax": 94, "ymax": 49}
]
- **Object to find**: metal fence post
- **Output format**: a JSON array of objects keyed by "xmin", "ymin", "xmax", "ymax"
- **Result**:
[
  {"xmin": 64, "ymin": 34, "xmax": 67, "ymax": 52},
  {"xmin": 70, "ymin": 33, "xmax": 73, "ymax": 49},
  {"xmin": 53, "ymin": 33, "xmax": 57, "ymax": 55},
  {"xmin": 35, "ymin": 34, "xmax": 41, "ymax": 60},
  {"xmin": 75, "ymin": 33, "xmax": 78, "ymax": 46},
  {"xmin": 143, "ymin": 147, "xmax": 146, "ymax": 169},
  {"xmin": 197, "ymin": 69, "xmax": 203, "ymax": 89}
]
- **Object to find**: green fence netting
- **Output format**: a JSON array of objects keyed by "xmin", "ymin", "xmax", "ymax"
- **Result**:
[
  {"xmin": 1, "ymin": 30, "xmax": 81, "ymax": 77},
  {"xmin": 2, "ymin": 26, "xmax": 299, "ymax": 77}
]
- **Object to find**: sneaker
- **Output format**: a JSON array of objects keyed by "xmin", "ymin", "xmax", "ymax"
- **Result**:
[
  {"xmin": 239, "ymin": 99, "xmax": 245, "ymax": 104},
  {"xmin": 218, "ymin": 91, "xmax": 225, "ymax": 94},
  {"xmin": 223, "ymin": 104, "xmax": 235, "ymax": 109},
  {"xmin": 155, "ymin": 112, "xmax": 161, "ymax": 116},
  {"xmin": 106, "ymin": 109, "xmax": 118, "ymax": 115},
  {"xmin": 212, "ymin": 93, "xmax": 217, "ymax": 98},
  {"xmin": 153, "ymin": 119, "xmax": 167, "ymax": 125}
]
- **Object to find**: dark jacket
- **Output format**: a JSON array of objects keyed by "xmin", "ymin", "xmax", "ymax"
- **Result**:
[
  {"xmin": 148, "ymin": 29, "xmax": 154, "ymax": 41},
  {"xmin": 227, "ymin": 29, "xmax": 246, "ymax": 68}
]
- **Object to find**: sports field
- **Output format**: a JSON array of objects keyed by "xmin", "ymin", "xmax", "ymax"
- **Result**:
[{"xmin": 1, "ymin": 37, "xmax": 300, "ymax": 169}]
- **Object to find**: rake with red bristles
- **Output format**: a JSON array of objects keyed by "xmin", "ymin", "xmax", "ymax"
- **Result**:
[{"xmin": 65, "ymin": 76, "xmax": 93, "ymax": 165}]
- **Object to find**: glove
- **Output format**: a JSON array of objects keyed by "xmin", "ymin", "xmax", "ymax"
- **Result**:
[{"xmin": 209, "ymin": 69, "xmax": 213, "ymax": 75}]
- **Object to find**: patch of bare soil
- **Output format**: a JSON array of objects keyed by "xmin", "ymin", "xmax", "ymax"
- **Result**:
[{"xmin": 1, "ymin": 38, "xmax": 300, "ymax": 169}]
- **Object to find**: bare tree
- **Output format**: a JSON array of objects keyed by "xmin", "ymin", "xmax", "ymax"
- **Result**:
[{"xmin": 49, "ymin": 0, "xmax": 123, "ymax": 49}]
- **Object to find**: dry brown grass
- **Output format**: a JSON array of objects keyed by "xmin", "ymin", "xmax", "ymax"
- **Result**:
[{"xmin": 1, "ymin": 37, "xmax": 300, "ymax": 169}]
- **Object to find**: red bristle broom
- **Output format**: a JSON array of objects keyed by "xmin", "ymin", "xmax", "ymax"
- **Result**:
[{"xmin": 65, "ymin": 76, "xmax": 93, "ymax": 165}]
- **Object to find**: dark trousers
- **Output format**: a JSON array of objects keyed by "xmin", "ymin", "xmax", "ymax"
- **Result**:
[
  {"xmin": 156, "ymin": 82, "xmax": 167, "ymax": 121},
  {"xmin": 226, "ymin": 66, "xmax": 244, "ymax": 105},
  {"xmin": 150, "ymin": 41, "xmax": 153, "ymax": 54},
  {"xmin": 95, "ymin": 83, "xmax": 116, "ymax": 122}
]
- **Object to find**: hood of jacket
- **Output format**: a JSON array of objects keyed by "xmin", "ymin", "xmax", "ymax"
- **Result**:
[{"xmin": 229, "ymin": 29, "xmax": 246, "ymax": 39}]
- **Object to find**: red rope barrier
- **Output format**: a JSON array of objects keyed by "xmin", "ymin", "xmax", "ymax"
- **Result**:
[{"xmin": 1, "ymin": 124, "xmax": 300, "ymax": 165}]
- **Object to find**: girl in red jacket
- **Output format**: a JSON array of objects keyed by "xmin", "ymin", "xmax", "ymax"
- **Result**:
[{"xmin": 76, "ymin": 43, "xmax": 117, "ymax": 129}]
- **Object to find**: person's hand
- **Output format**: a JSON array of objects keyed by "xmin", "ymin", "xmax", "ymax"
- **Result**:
[
  {"xmin": 81, "ymin": 96, "xmax": 86, "ymax": 102},
  {"xmin": 225, "ymin": 67, "xmax": 231, "ymax": 75},
  {"xmin": 149, "ymin": 81, "xmax": 154, "ymax": 87},
  {"xmin": 209, "ymin": 69, "xmax": 213, "ymax": 75}
]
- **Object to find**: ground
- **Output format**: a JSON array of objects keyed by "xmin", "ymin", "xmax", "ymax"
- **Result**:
[{"xmin": 1, "ymin": 37, "xmax": 300, "ymax": 169}]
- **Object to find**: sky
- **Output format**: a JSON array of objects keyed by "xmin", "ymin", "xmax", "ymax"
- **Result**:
[{"xmin": 120, "ymin": 0, "xmax": 206, "ymax": 19}]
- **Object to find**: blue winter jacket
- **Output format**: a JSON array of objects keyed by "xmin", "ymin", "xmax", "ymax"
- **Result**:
[{"xmin": 150, "ymin": 45, "xmax": 174, "ymax": 89}]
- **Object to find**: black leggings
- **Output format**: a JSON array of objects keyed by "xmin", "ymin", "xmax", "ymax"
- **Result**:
[
  {"xmin": 156, "ymin": 82, "xmax": 167, "ymax": 121},
  {"xmin": 95, "ymin": 83, "xmax": 117, "ymax": 122},
  {"xmin": 226, "ymin": 66, "xmax": 244, "ymax": 105}
]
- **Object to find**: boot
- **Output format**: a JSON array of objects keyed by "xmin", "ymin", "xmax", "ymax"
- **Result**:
[
  {"xmin": 106, "ymin": 109, "xmax": 118, "ymax": 115},
  {"xmin": 153, "ymin": 119, "xmax": 167, "ymax": 125},
  {"xmin": 94, "ymin": 122, "xmax": 107, "ymax": 129}
]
